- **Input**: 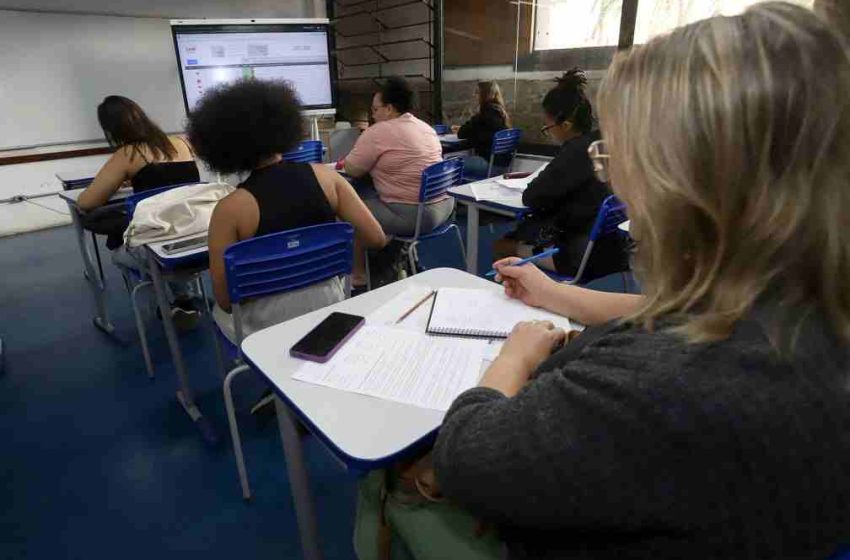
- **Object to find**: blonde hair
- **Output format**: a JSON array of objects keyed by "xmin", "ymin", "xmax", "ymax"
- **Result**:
[
  {"xmin": 477, "ymin": 81, "xmax": 511, "ymax": 127},
  {"xmin": 597, "ymin": 2, "xmax": 850, "ymax": 351}
]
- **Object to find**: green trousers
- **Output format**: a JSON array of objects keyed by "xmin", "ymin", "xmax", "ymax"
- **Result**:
[{"xmin": 354, "ymin": 470, "xmax": 505, "ymax": 560}]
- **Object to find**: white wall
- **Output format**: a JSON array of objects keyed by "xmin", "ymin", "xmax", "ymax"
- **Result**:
[{"xmin": 0, "ymin": 0, "xmax": 325, "ymax": 236}]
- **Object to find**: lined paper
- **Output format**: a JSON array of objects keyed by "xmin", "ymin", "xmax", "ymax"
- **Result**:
[{"xmin": 292, "ymin": 325, "xmax": 488, "ymax": 411}]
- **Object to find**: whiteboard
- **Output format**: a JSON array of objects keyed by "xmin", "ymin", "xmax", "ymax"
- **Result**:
[{"xmin": 0, "ymin": 10, "xmax": 187, "ymax": 150}]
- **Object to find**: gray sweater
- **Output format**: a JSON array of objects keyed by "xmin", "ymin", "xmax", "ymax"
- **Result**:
[{"xmin": 433, "ymin": 313, "xmax": 850, "ymax": 559}]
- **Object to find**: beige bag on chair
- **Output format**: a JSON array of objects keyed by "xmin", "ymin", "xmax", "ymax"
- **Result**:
[{"xmin": 123, "ymin": 182, "xmax": 234, "ymax": 248}]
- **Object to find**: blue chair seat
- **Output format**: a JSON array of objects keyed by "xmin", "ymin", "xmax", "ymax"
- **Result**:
[
  {"xmin": 460, "ymin": 128, "xmax": 521, "ymax": 183},
  {"xmin": 394, "ymin": 218, "xmax": 459, "ymax": 244},
  {"xmin": 365, "ymin": 159, "xmax": 466, "ymax": 287},
  {"xmin": 535, "ymin": 195, "xmax": 629, "ymax": 286},
  {"xmin": 219, "ymin": 222, "xmax": 354, "ymax": 500}
]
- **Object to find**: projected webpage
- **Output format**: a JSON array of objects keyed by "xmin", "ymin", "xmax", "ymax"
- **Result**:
[{"xmin": 174, "ymin": 31, "xmax": 333, "ymax": 111}]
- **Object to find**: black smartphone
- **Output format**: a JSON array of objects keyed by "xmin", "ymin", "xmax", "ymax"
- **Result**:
[{"xmin": 290, "ymin": 312, "xmax": 365, "ymax": 363}]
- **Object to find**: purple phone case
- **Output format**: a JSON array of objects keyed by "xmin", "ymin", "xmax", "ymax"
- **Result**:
[{"xmin": 289, "ymin": 316, "xmax": 365, "ymax": 363}]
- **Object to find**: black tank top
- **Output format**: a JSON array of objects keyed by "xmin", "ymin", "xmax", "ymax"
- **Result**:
[
  {"xmin": 130, "ymin": 137, "xmax": 201, "ymax": 193},
  {"xmin": 240, "ymin": 162, "xmax": 335, "ymax": 237},
  {"xmin": 131, "ymin": 161, "xmax": 201, "ymax": 193}
]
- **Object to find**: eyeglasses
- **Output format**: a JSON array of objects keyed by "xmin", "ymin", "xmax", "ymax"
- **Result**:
[
  {"xmin": 370, "ymin": 104, "xmax": 386, "ymax": 114},
  {"xmin": 587, "ymin": 139, "xmax": 610, "ymax": 183},
  {"xmin": 539, "ymin": 123, "xmax": 557, "ymax": 136}
]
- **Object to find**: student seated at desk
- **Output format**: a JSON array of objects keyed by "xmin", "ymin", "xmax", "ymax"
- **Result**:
[
  {"xmin": 450, "ymin": 81, "xmax": 511, "ymax": 177},
  {"xmin": 493, "ymin": 69, "xmax": 628, "ymax": 280},
  {"xmin": 186, "ymin": 79, "xmax": 387, "ymax": 342},
  {"xmin": 77, "ymin": 95, "xmax": 202, "ymax": 325},
  {"xmin": 357, "ymin": 5, "xmax": 850, "ymax": 558},
  {"xmin": 77, "ymin": 95, "xmax": 200, "ymax": 215},
  {"xmin": 343, "ymin": 77, "xmax": 448, "ymax": 285}
]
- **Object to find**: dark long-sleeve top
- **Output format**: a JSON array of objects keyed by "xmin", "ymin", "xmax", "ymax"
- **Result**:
[
  {"xmin": 522, "ymin": 130, "xmax": 608, "ymax": 235},
  {"xmin": 457, "ymin": 103, "xmax": 510, "ymax": 164},
  {"xmin": 433, "ymin": 310, "xmax": 850, "ymax": 559}
]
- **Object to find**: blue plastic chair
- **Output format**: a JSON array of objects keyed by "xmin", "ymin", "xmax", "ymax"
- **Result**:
[
  {"xmin": 432, "ymin": 123, "xmax": 449, "ymax": 135},
  {"xmin": 119, "ymin": 182, "xmax": 206, "ymax": 379},
  {"xmin": 463, "ymin": 127, "xmax": 522, "ymax": 181},
  {"xmin": 366, "ymin": 159, "xmax": 466, "ymax": 287},
  {"xmin": 219, "ymin": 222, "xmax": 355, "ymax": 500},
  {"xmin": 543, "ymin": 194, "xmax": 629, "ymax": 285},
  {"xmin": 283, "ymin": 140, "xmax": 324, "ymax": 164}
]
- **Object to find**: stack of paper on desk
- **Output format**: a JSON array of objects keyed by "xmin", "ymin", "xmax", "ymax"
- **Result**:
[
  {"xmin": 470, "ymin": 182, "xmax": 524, "ymax": 202},
  {"xmin": 292, "ymin": 325, "xmax": 488, "ymax": 411}
]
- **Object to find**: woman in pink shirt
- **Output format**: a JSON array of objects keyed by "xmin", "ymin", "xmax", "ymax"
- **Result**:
[{"xmin": 344, "ymin": 77, "xmax": 451, "ymax": 237}]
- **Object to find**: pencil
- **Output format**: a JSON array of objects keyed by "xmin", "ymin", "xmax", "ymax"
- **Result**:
[{"xmin": 395, "ymin": 290, "xmax": 436, "ymax": 324}]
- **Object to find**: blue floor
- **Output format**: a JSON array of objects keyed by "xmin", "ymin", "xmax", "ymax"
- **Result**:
[{"xmin": 0, "ymin": 219, "xmax": 631, "ymax": 559}]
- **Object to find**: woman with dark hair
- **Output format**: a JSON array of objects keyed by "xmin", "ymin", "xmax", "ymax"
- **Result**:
[
  {"xmin": 187, "ymin": 79, "xmax": 386, "ymax": 342},
  {"xmin": 451, "ymin": 81, "xmax": 511, "ymax": 177},
  {"xmin": 77, "ymin": 96, "xmax": 202, "ymax": 326},
  {"xmin": 343, "ymin": 76, "xmax": 448, "ymax": 287},
  {"xmin": 494, "ymin": 68, "xmax": 628, "ymax": 280},
  {"xmin": 78, "ymin": 96, "xmax": 199, "ymax": 211}
]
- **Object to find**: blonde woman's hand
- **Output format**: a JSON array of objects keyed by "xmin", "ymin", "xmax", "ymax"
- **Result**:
[
  {"xmin": 450, "ymin": 124, "xmax": 461, "ymax": 134},
  {"xmin": 496, "ymin": 320, "xmax": 567, "ymax": 380},
  {"xmin": 494, "ymin": 257, "xmax": 556, "ymax": 309}
]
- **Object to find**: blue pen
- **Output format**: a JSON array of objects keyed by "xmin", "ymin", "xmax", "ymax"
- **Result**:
[{"xmin": 485, "ymin": 247, "xmax": 560, "ymax": 278}]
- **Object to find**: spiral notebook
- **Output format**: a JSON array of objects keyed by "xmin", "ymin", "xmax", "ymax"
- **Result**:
[{"xmin": 426, "ymin": 288, "xmax": 573, "ymax": 338}]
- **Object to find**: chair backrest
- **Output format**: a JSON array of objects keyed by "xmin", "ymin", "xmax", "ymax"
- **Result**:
[
  {"xmin": 588, "ymin": 194, "xmax": 628, "ymax": 242},
  {"xmin": 432, "ymin": 123, "xmax": 449, "ymax": 135},
  {"xmin": 419, "ymin": 158, "xmax": 464, "ymax": 203},
  {"xmin": 125, "ymin": 182, "xmax": 200, "ymax": 217},
  {"xmin": 283, "ymin": 140, "xmax": 324, "ymax": 164},
  {"xmin": 223, "ymin": 222, "xmax": 354, "ymax": 307},
  {"xmin": 490, "ymin": 128, "xmax": 522, "ymax": 156},
  {"xmin": 328, "ymin": 128, "xmax": 360, "ymax": 161}
]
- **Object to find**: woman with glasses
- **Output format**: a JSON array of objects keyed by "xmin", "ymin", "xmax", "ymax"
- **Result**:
[
  {"xmin": 357, "ymin": 4, "xmax": 850, "ymax": 559},
  {"xmin": 493, "ymin": 68, "xmax": 629, "ymax": 280},
  {"xmin": 343, "ymin": 77, "xmax": 448, "ymax": 288}
]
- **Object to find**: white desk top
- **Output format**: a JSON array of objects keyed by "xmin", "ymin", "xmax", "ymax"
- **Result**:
[
  {"xmin": 241, "ymin": 267, "xmax": 502, "ymax": 468},
  {"xmin": 58, "ymin": 186, "xmax": 132, "ymax": 205},
  {"xmin": 438, "ymin": 133, "xmax": 463, "ymax": 143},
  {"xmin": 448, "ymin": 179, "xmax": 527, "ymax": 212}
]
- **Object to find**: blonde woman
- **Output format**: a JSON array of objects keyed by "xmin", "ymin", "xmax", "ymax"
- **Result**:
[
  {"xmin": 451, "ymin": 81, "xmax": 512, "ymax": 176},
  {"xmin": 369, "ymin": 3, "xmax": 850, "ymax": 559}
]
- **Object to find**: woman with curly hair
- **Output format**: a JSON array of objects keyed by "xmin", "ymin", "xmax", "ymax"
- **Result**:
[{"xmin": 187, "ymin": 79, "xmax": 386, "ymax": 342}]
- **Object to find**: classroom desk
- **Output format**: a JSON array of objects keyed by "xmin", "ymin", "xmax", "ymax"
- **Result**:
[
  {"xmin": 439, "ymin": 133, "xmax": 472, "ymax": 159},
  {"xmin": 447, "ymin": 180, "xmax": 528, "ymax": 276},
  {"xmin": 144, "ymin": 238, "xmax": 219, "ymax": 444},
  {"xmin": 58, "ymin": 184, "xmax": 131, "ymax": 336},
  {"xmin": 241, "ymin": 267, "xmax": 500, "ymax": 560}
]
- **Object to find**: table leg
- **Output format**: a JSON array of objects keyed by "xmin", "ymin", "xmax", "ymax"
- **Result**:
[
  {"xmin": 146, "ymin": 249, "xmax": 218, "ymax": 445},
  {"xmin": 464, "ymin": 201, "xmax": 480, "ymax": 275},
  {"xmin": 66, "ymin": 201, "xmax": 116, "ymax": 335},
  {"xmin": 274, "ymin": 396, "xmax": 323, "ymax": 560}
]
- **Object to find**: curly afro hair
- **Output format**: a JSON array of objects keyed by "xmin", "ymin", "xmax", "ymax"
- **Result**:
[{"xmin": 187, "ymin": 79, "xmax": 303, "ymax": 174}]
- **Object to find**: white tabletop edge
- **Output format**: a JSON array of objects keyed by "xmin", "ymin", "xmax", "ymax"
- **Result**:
[{"xmin": 240, "ymin": 268, "xmax": 502, "ymax": 464}]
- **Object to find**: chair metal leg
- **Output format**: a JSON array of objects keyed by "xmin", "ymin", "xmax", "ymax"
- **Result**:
[
  {"xmin": 451, "ymin": 225, "xmax": 467, "ymax": 263},
  {"xmin": 406, "ymin": 241, "xmax": 419, "ymax": 276},
  {"xmin": 130, "ymin": 279, "xmax": 155, "ymax": 379},
  {"xmin": 197, "ymin": 276, "xmax": 227, "ymax": 380},
  {"xmin": 223, "ymin": 363, "xmax": 252, "ymax": 500}
]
